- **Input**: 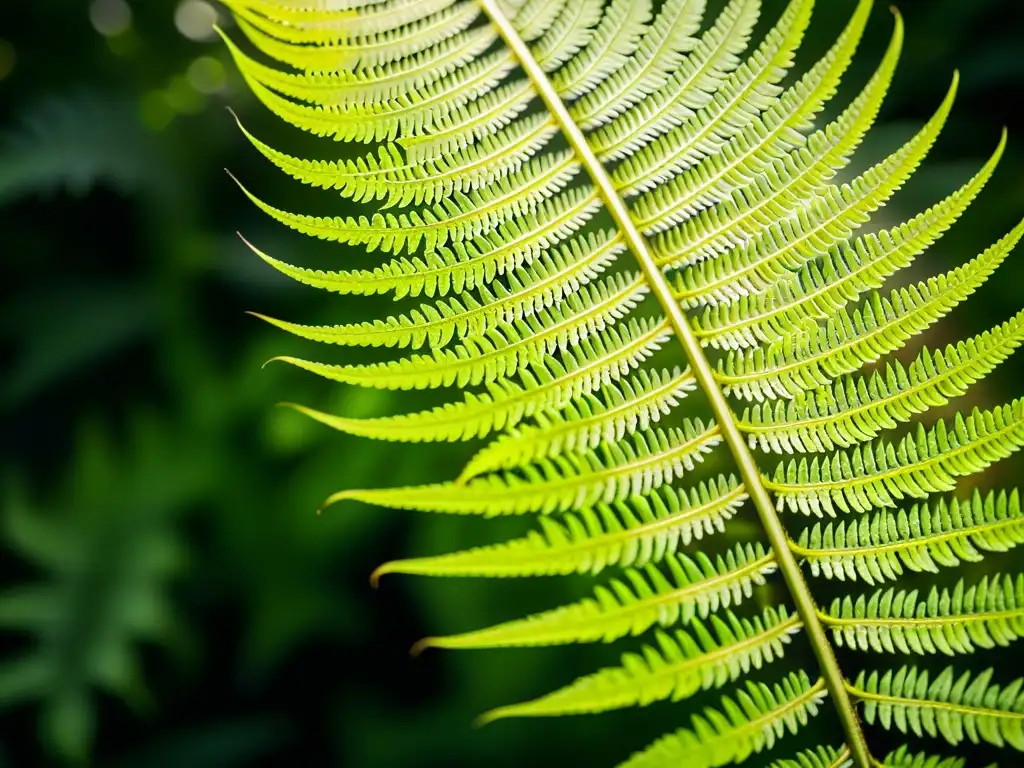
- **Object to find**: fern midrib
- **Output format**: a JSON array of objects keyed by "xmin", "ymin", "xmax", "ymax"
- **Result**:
[
  {"xmin": 789, "ymin": 513, "xmax": 1020, "ymax": 558},
  {"xmin": 476, "ymin": 2, "xmax": 873, "ymax": 765},
  {"xmin": 844, "ymin": 680, "xmax": 1024, "ymax": 720},
  {"xmin": 819, "ymin": 606, "xmax": 1024, "ymax": 629}
]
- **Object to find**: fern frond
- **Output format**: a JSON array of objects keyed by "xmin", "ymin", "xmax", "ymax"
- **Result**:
[
  {"xmin": 478, "ymin": 606, "xmax": 799, "ymax": 721},
  {"xmin": 636, "ymin": 9, "xmax": 902, "ymax": 243},
  {"xmin": 461, "ymin": 366, "xmax": 695, "ymax": 478},
  {"xmin": 824, "ymin": 574, "xmax": 1024, "ymax": 656},
  {"xmin": 793, "ymin": 490, "xmax": 1024, "ymax": 584},
  {"xmin": 371, "ymin": 476, "xmax": 746, "ymax": 579},
  {"xmin": 285, "ymin": 317, "xmax": 672, "ymax": 444},
  {"xmin": 693, "ymin": 134, "xmax": 1006, "ymax": 352},
  {"xmin": 568, "ymin": 0, "xmax": 706, "ymax": 131},
  {"xmin": 254, "ymin": 231, "xmax": 624, "ymax": 350},
  {"xmin": 718, "ymin": 220, "xmax": 1024, "ymax": 402},
  {"xmin": 413, "ymin": 542, "xmax": 775, "ymax": 649},
  {"xmin": 769, "ymin": 400, "xmax": 1024, "ymax": 517},
  {"xmin": 620, "ymin": 672, "xmax": 826, "ymax": 768},
  {"xmin": 227, "ymin": 0, "xmax": 1024, "ymax": 764},
  {"xmin": 233, "ymin": 2, "xmax": 483, "ymax": 70},
  {"xmin": 328, "ymin": 421, "xmax": 721, "ymax": 515},
  {"xmin": 676, "ymin": 72, "xmax": 956, "ymax": 304},
  {"xmin": 742, "ymin": 307, "xmax": 1024, "ymax": 454},
  {"xmin": 611, "ymin": 0, "xmax": 813, "ymax": 195},
  {"xmin": 853, "ymin": 666, "xmax": 1024, "ymax": 750},
  {"xmin": 590, "ymin": 0, "xmax": 759, "ymax": 162}
]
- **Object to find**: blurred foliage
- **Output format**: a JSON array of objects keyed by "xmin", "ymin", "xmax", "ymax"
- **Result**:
[{"xmin": 1, "ymin": 0, "xmax": 1023, "ymax": 765}]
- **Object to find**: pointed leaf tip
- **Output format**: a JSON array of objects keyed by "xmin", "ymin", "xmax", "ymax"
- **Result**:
[
  {"xmin": 410, "ymin": 637, "xmax": 437, "ymax": 657},
  {"xmin": 472, "ymin": 708, "xmax": 505, "ymax": 729},
  {"xmin": 369, "ymin": 563, "xmax": 393, "ymax": 588},
  {"xmin": 320, "ymin": 488, "xmax": 360, "ymax": 512}
]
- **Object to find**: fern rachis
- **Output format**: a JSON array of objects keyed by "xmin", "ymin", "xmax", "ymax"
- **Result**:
[{"xmin": 223, "ymin": 0, "xmax": 1024, "ymax": 765}]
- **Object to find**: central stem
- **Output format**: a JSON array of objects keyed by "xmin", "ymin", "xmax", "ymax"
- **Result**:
[{"xmin": 477, "ymin": 1, "xmax": 872, "ymax": 765}]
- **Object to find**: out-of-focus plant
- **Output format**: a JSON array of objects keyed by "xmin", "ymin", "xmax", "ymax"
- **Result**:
[{"xmin": 0, "ymin": 418, "xmax": 197, "ymax": 761}]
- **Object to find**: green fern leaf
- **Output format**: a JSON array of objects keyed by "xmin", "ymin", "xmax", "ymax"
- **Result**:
[
  {"xmin": 224, "ymin": 0, "xmax": 1024, "ymax": 764},
  {"xmin": 478, "ymin": 605, "xmax": 799, "ymax": 721},
  {"xmin": 413, "ymin": 542, "xmax": 775, "ymax": 650},
  {"xmin": 719, "ymin": 221, "xmax": 1024, "ymax": 401},
  {"xmin": 371, "ymin": 476, "xmax": 746, "ymax": 579},
  {"xmin": 460, "ymin": 366, "xmax": 695, "ymax": 477},
  {"xmin": 770, "ymin": 401, "xmax": 1024, "ymax": 516},
  {"xmin": 619, "ymin": 671, "xmax": 827, "ymax": 768},
  {"xmin": 794, "ymin": 489, "xmax": 1024, "ymax": 584},
  {"xmin": 769, "ymin": 745, "xmax": 852, "ymax": 768},
  {"xmin": 824, "ymin": 574, "xmax": 1024, "ymax": 656},
  {"xmin": 329, "ymin": 421, "xmax": 721, "ymax": 515},
  {"xmin": 854, "ymin": 666, "xmax": 1024, "ymax": 749}
]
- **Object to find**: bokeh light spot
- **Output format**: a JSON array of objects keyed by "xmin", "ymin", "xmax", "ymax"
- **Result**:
[
  {"xmin": 187, "ymin": 56, "xmax": 227, "ymax": 95},
  {"xmin": 139, "ymin": 91, "xmax": 175, "ymax": 132},
  {"xmin": 89, "ymin": 0, "xmax": 132, "ymax": 37},
  {"xmin": 175, "ymin": 0, "xmax": 218, "ymax": 42},
  {"xmin": 167, "ymin": 75, "xmax": 206, "ymax": 114}
]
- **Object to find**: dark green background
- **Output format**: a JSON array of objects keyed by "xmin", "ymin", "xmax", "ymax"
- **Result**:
[{"xmin": 2, "ymin": 0, "xmax": 1024, "ymax": 765}]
